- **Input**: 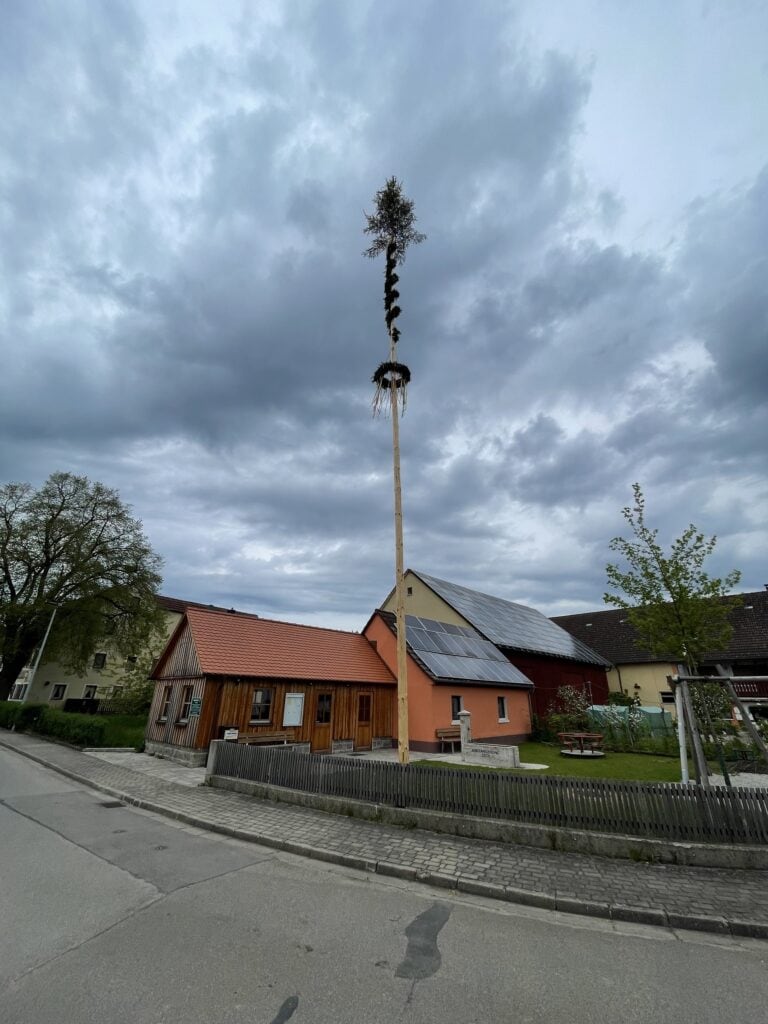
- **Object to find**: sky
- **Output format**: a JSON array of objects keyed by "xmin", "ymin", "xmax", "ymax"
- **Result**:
[{"xmin": 2, "ymin": 0, "xmax": 767, "ymax": 630}]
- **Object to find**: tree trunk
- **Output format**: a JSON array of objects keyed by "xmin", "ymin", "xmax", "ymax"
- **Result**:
[{"xmin": 0, "ymin": 651, "xmax": 29, "ymax": 702}]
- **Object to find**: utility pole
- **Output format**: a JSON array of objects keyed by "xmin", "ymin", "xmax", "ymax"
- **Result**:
[{"xmin": 364, "ymin": 178, "xmax": 425, "ymax": 765}]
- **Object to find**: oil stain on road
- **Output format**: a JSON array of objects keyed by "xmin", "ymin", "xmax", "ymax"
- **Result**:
[{"xmin": 396, "ymin": 903, "xmax": 452, "ymax": 981}]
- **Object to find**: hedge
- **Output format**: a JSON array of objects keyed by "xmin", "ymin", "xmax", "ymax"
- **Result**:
[
  {"xmin": 0, "ymin": 702, "xmax": 20, "ymax": 729},
  {"xmin": 0, "ymin": 703, "xmax": 107, "ymax": 746}
]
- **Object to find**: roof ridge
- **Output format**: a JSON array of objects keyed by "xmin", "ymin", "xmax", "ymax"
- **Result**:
[{"xmin": 185, "ymin": 603, "xmax": 365, "ymax": 638}]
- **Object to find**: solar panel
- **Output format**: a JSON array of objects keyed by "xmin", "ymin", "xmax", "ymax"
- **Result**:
[
  {"xmin": 414, "ymin": 571, "xmax": 609, "ymax": 665},
  {"xmin": 401, "ymin": 614, "xmax": 532, "ymax": 686}
]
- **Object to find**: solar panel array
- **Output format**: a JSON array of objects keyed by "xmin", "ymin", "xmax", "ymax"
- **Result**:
[
  {"xmin": 404, "ymin": 614, "xmax": 532, "ymax": 686},
  {"xmin": 415, "ymin": 572, "xmax": 610, "ymax": 666}
]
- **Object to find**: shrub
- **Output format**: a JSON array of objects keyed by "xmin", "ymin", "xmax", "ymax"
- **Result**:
[
  {"xmin": 35, "ymin": 708, "xmax": 107, "ymax": 747},
  {"xmin": 15, "ymin": 703, "xmax": 47, "ymax": 731},
  {"xmin": 0, "ymin": 702, "xmax": 20, "ymax": 729},
  {"xmin": 547, "ymin": 686, "xmax": 591, "ymax": 732},
  {"xmin": 607, "ymin": 691, "xmax": 635, "ymax": 707},
  {"xmin": 102, "ymin": 681, "xmax": 154, "ymax": 716}
]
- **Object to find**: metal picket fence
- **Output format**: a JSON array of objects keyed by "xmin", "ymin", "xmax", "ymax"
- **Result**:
[{"xmin": 209, "ymin": 742, "xmax": 768, "ymax": 845}]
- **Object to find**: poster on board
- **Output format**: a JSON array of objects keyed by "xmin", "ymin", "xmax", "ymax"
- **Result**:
[{"xmin": 283, "ymin": 693, "xmax": 304, "ymax": 728}]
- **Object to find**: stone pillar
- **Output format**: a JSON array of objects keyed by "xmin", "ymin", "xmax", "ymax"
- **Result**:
[{"xmin": 458, "ymin": 709, "xmax": 471, "ymax": 760}]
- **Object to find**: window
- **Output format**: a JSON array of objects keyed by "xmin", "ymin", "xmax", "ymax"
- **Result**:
[
  {"xmin": 92, "ymin": 652, "xmax": 107, "ymax": 670},
  {"xmin": 358, "ymin": 693, "xmax": 371, "ymax": 724},
  {"xmin": 84, "ymin": 685, "xmax": 97, "ymax": 700},
  {"xmin": 250, "ymin": 688, "xmax": 273, "ymax": 723},
  {"xmin": 10, "ymin": 684, "xmax": 28, "ymax": 701},
  {"xmin": 497, "ymin": 696, "xmax": 508, "ymax": 722},
  {"xmin": 125, "ymin": 655, "xmax": 137, "ymax": 666},
  {"xmin": 451, "ymin": 695, "xmax": 462, "ymax": 723},
  {"xmin": 660, "ymin": 691, "xmax": 675, "ymax": 705},
  {"xmin": 407, "ymin": 586, "xmax": 413, "ymax": 596},
  {"xmin": 159, "ymin": 685, "xmax": 173, "ymax": 720},
  {"xmin": 51, "ymin": 684, "xmax": 67, "ymax": 701},
  {"xmin": 316, "ymin": 693, "xmax": 332, "ymax": 724},
  {"xmin": 177, "ymin": 685, "xmax": 193, "ymax": 722}
]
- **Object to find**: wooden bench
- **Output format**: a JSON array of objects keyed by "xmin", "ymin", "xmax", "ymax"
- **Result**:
[
  {"xmin": 558, "ymin": 732, "xmax": 604, "ymax": 756},
  {"xmin": 436, "ymin": 726, "xmax": 461, "ymax": 753},
  {"xmin": 237, "ymin": 731, "xmax": 290, "ymax": 746}
]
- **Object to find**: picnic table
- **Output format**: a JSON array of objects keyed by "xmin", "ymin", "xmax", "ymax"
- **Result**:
[{"xmin": 558, "ymin": 732, "xmax": 605, "ymax": 757}]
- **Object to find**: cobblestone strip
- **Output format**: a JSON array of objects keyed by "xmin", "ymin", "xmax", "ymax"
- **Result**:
[{"xmin": 3, "ymin": 731, "xmax": 768, "ymax": 939}]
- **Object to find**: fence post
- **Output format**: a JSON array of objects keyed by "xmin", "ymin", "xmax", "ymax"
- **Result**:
[{"xmin": 205, "ymin": 740, "xmax": 220, "ymax": 784}]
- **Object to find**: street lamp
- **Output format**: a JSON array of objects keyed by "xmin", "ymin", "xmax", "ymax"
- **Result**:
[{"xmin": 21, "ymin": 604, "xmax": 58, "ymax": 704}]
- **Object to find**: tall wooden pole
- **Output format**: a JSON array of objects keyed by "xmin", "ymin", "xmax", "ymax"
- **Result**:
[
  {"xmin": 389, "ymin": 309, "xmax": 409, "ymax": 765},
  {"xmin": 364, "ymin": 183, "xmax": 424, "ymax": 767}
]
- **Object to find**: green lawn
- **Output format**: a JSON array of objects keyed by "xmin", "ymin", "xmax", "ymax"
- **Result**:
[
  {"xmin": 100, "ymin": 714, "xmax": 148, "ymax": 750},
  {"xmin": 417, "ymin": 741, "xmax": 689, "ymax": 783}
]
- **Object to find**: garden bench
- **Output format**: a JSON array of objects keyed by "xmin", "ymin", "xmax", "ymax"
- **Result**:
[
  {"xmin": 558, "ymin": 732, "xmax": 605, "ymax": 757},
  {"xmin": 436, "ymin": 726, "xmax": 461, "ymax": 753},
  {"xmin": 237, "ymin": 731, "xmax": 290, "ymax": 746}
]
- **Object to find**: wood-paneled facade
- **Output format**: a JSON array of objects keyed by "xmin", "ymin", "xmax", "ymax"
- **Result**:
[{"xmin": 145, "ymin": 620, "xmax": 396, "ymax": 763}]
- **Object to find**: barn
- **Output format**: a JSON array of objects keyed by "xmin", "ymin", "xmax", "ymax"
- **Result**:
[{"xmin": 381, "ymin": 570, "xmax": 611, "ymax": 721}]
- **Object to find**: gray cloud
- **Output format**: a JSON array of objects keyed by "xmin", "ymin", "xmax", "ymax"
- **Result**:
[{"xmin": 1, "ymin": 0, "xmax": 765, "ymax": 627}]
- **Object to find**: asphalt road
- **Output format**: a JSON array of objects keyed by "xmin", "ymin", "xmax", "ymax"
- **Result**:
[{"xmin": 1, "ymin": 747, "xmax": 767, "ymax": 1024}]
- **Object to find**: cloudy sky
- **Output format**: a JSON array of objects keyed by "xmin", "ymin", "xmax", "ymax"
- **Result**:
[{"xmin": 2, "ymin": 0, "xmax": 767, "ymax": 629}]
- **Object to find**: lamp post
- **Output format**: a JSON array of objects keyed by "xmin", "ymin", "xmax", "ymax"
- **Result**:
[{"xmin": 21, "ymin": 605, "xmax": 58, "ymax": 704}]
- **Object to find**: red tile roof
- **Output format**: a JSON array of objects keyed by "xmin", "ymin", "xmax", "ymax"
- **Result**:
[{"xmin": 184, "ymin": 606, "xmax": 395, "ymax": 684}]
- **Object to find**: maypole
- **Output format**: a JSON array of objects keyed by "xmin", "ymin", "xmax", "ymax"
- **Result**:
[{"xmin": 364, "ymin": 178, "xmax": 425, "ymax": 764}]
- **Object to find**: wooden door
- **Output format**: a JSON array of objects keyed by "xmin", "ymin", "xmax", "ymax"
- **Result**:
[
  {"xmin": 312, "ymin": 691, "xmax": 333, "ymax": 752},
  {"xmin": 355, "ymin": 691, "xmax": 373, "ymax": 750}
]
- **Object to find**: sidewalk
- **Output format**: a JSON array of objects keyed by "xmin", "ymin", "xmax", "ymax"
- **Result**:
[{"xmin": 3, "ymin": 730, "xmax": 768, "ymax": 939}]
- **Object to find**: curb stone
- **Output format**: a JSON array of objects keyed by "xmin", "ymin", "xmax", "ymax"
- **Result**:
[{"xmin": 1, "ymin": 733, "xmax": 767, "ymax": 941}]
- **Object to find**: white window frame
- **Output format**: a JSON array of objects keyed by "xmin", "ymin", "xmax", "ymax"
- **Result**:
[
  {"xmin": 497, "ymin": 695, "xmax": 509, "ymax": 723},
  {"xmin": 83, "ymin": 685, "xmax": 98, "ymax": 700},
  {"xmin": 51, "ymin": 684, "xmax": 67, "ymax": 701},
  {"xmin": 92, "ymin": 652, "xmax": 107, "ymax": 670},
  {"xmin": 159, "ymin": 684, "xmax": 173, "ymax": 721},
  {"xmin": 177, "ymin": 685, "xmax": 193, "ymax": 723}
]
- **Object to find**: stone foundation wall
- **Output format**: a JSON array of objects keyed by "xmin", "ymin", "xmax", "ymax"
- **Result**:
[{"xmin": 144, "ymin": 740, "xmax": 208, "ymax": 767}]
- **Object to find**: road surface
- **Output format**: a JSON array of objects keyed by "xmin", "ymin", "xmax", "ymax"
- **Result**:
[{"xmin": 1, "ymin": 746, "xmax": 766, "ymax": 1023}]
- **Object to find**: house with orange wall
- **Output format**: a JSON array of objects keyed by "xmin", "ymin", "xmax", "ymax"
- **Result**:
[
  {"xmin": 381, "ymin": 570, "xmax": 611, "ymax": 721},
  {"xmin": 364, "ymin": 609, "xmax": 533, "ymax": 752}
]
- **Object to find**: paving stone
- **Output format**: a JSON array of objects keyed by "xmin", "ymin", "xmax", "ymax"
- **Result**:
[{"xmin": 3, "ymin": 730, "xmax": 768, "ymax": 938}]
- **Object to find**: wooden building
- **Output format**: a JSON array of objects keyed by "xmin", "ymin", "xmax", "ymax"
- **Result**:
[{"xmin": 145, "ymin": 606, "xmax": 396, "ymax": 765}]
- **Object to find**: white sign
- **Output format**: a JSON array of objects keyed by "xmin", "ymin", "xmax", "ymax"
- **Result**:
[
  {"xmin": 283, "ymin": 693, "xmax": 304, "ymax": 728},
  {"xmin": 223, "ymin": 728, "xmax": 239, "ymax": 741}
]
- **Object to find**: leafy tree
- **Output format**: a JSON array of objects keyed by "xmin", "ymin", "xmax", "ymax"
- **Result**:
[
  {"xmin": 604, "ymin": 483, "xmax": 741, "ymax": 673},
  {"xmin": 0, "ymin": 472, "xmax": 164, "ymax": 701}
]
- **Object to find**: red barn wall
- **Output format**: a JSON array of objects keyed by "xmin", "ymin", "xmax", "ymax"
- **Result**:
[{"xmin": 504, "ymin": 652, "xmax": 609, "ymax": 720}]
